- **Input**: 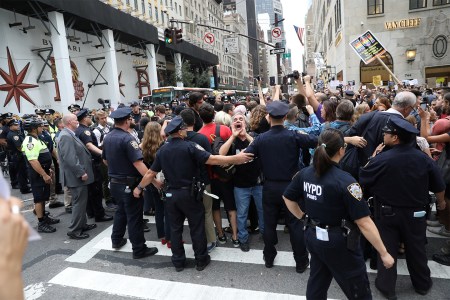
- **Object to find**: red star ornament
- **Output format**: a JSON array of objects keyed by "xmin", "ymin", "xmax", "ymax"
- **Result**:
[
  {"xmin": 0, "ymin": 47, "xmax": 38, "ymax": 112},
  {"xmin": 118, "ymin": 71, "xmax": 125, "ymax": 97}
]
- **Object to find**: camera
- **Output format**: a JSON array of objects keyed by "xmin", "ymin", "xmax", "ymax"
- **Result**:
[
  {"xmin": 97, "ymin": 98, "xmax": 111, "ymax": 110},
  {"xmin": 254, "ymin": 75, "xmax": 261, "ymax": 82},
  {"xmin": 286, "ymin": 70, "xmax": 306, "ymax": 80}
]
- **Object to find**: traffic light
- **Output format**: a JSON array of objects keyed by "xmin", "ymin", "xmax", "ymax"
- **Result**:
[
  {"xmin": 164, "ymin": 28, "xmax": 173, "ymax": 44},
  {"xmin": 174, "ymin": 28, "xmax": 183, "ymax": 44}
]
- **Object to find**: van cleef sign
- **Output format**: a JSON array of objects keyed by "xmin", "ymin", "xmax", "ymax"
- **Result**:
[{"xmin": 385, "ymin": 18, "xmax": 421, "ymax": 30}]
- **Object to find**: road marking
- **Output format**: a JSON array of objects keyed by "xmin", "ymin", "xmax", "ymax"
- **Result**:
[
  {"xmin": 23, "ymin": 282, "xmax": 47, "ymax": 300},
  {"xmin": 93, "ymin": 237, "xmax": 450, "ymax": 279},
  {"xmin": 144, "ymin": 216, "xmax": 447, "ymax": 238},
  {"xmin": 49, "ymin": 267, "xmax": 315, "ymax": 300},
  {"xmin": 65, "ymin": 225, "xmax": 113, "ymax": 263}
]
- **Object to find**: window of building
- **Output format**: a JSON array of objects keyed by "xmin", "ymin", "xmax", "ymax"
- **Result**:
[
  {"xmin": 368, "ymin": 0, "xmax": 384, "ymax": 15},
  {"xmin": 149, "ymin": 3, "xmax": 152, "ymax": 17},
  {"xmin": 335, "ymin": 0, "xmax": 341, "ymax": 30},
  {"xmin": 141, "ymin": 0, "xmax": 145, "ymax": 13},
  {"xmin": 433, "ymin": 0, "xmax": 450, "ymax": 5},
  {"xmin": 328, "ymin": 22, "xmax": 332, "ymax": 45},
  {"xmin": 179, "ymin": 5, "xmax": 182, "ymax": 15},
  {"xmin": 155, "ymin": 7, "xmax": 159, "ymax": 22},
  {"xmin": 134, "ymin": 0, "xmax": 138, "ymax": 10},
  {"xmin": 410, "ymin": 0, "xmax": 427, "ymax": 8},
  {"xmin": 175, "ymin": 2, "xmax": 177, "ymax": 13}
]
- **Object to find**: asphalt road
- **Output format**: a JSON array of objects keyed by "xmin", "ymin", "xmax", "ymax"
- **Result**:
[{"xmin": 10, "ymin": 187, "xmax": 450, "ymax": 300}]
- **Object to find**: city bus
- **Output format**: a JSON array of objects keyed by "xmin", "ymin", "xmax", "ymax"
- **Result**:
[{"xmin": 145, "ymin": 86, "xmax": 214, "ymax": 105}]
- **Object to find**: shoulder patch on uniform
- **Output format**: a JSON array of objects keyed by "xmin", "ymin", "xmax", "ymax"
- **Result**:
[
  {"xmin": 84, "ymin": 130, "xmax": 91, "ymax": 136},
  {"xmin": 13, "ymin": 136, "xmax": 19, "ymax": 141},
  {"xmin": 130, "ymin": 141, "xmax": 139, "ymax": 149},
  {"xmin": 194, "ymin": 143, "xmax": 205, "ymax": 151},
  {"xmin": 0, "ymin": 130, "xmax": 2, "ymax": 134},
  {"xmin": 297, "ymin": 130, "xmax": 307, "ymax": 135},
  {"xmin": 27, "ymin": 142, "xmax": 34, "ymax": 150},
  {"xmin": 347, "ymin": 183, "xmax": 363, "ymax": 201}
]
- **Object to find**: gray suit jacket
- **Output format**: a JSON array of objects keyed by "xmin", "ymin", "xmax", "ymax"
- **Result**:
[{"xmin": 57, "ymin": 128, "xmax": 94, "ymax": 188}]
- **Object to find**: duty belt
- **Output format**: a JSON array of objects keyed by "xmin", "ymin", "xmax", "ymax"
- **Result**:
[
  {"xmin": 304, "ymin": 216, "xmax": 342, "ymax": 232},
  {"xmin": 110, "ymin": 177, "xmax": 139, "ymax": 185}
]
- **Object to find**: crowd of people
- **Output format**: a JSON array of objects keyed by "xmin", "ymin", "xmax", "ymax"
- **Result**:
[{"xmin": 1, "ymin": 75, "xmax": 450, "ymax": 299}]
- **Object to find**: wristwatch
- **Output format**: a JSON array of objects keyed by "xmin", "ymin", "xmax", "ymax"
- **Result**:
[{"xmin": 137, "ymin": 184, "xmax": 145, "ymax": 191}]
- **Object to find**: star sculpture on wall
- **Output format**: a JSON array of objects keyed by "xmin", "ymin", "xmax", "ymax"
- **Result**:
[
  {"xmin": 118, "ymin": 71, "xmax": 125, "ymax": 97},
  {"xmin": 0, "ymin": 47, "xmax": 38, "ymax": 112}
]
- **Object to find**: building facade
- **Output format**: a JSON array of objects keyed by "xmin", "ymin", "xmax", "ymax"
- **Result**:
[{"xmin": 310, "ymin": 0, "xmax": 450, "ymax": 87}]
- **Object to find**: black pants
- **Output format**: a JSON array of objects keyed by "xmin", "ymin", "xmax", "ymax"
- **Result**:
[
  {"xmin": 165, "ymin": 189, "xmax": 208, "ymax": 268},
  {"xmin": 262, "ymin": 181, "xmax": 308, "ymax": 265},
  {"xmin": 375, "ymin": 207, "xmax": 431, "ymax": 295},
  {"xmin": 305, "ymin": 227, "xmax": 371, "ymax": 300},
  {"xmin": 110, "ymin": 182, "xmax": 146, "ymax": 255},
  {"xmin": 52, "ymin": 157, "xmax": 63, "ymax": 193},
  {"xmin": 87, "ymin": 164, "xmax": 105, "ymax": 218}
]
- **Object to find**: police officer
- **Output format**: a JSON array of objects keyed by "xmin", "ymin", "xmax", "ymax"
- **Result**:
[
  {"xmin": 360, "ymin": 117, "xmax": 446, "ymax": 299},
  {"xmin": 102, "ymin": 107, "xmax": 158, "ymax": 259},
  {"xmin": 75, "ymin": 109, "xmax": 113, "ymax": 222},
  {"xmin": 133, "ymin": 116, "xmax": 253, "ymax": 271},
  {"xmin": 0, "ymin": 113, "xmax": 15, "ymax": 187},
  {"xmin": 283, "ymin": 128, "xmax": 394, "ymax": 300},
  {"xmin": 22, "ymin": 118, "xmax": 60, "ymax": 233},
  {"xmin": 244, "ymin": 101, "xmax": 317, "ymax": 272},
  {"xmin": 6, "ymin": 119, "xmax": 30, "ymax": 194},
  {"xmin": 68, "ymin": 104, "xmax": 81, "ymax": 115},
  {"xmin": 44, "ymin": 109, "xmax": 63, "ymax": 195}
]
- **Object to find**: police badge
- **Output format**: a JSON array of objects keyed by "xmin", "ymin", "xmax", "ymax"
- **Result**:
[
  {"xmin": 130, "ymin": 141, "xmax": 139, "ymax": 149},
  {"xmin": 84, "ymin": 130, "xmax": 91, "ymax": 136},
  {"xmin": 27, "ymin": 142, "xmax": 34, "ymax": 150},
  {"xmin": 347, "ymin": 183, "xmax": 363, "ymax": 201}
]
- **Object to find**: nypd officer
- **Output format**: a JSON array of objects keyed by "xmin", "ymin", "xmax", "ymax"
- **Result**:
[
  {"xmin": 283, "ymin": 128, "xmax": 394, "ymax": 300},
  {"xmin": 244, "ymin": 101, "xmax": 318, "ymax": 272},
  {"xmin": 6, "ymin": 119, "xmax": 30, "ymax": 194},
  {"xmin": 22, "ymin": 118, "xmax": 60, "ymax": 233},
  {"xmin": 102, "ymin": 107, "xmax": 158, "ymax": 259},
  {"xmin": 133, "ymin": 116, "xmax": 253, "ymax": 272},
  {"xmin": 360, "ymin": 117, "xmax": 446, "ymax": 299},
  {"xmin": 76, "ymin": 109, "xmax": 112, "ymax": 222}
]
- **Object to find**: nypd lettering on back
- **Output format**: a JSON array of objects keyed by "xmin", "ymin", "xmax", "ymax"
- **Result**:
[{"xmin": 304, "ymin": 182, "xmax": 323, "ymax": 202}]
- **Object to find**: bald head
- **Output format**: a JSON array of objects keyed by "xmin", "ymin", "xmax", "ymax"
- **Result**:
[{"xmin": 62, "ymin": 113, "xmax": 78, "ymax": 130}]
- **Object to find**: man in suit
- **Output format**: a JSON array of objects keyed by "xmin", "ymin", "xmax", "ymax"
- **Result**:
[{"xmin": 58, "ymin": 113, "xmax": 96, "ymax": 239}]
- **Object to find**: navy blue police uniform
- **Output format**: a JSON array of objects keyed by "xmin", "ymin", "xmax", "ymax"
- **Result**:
[
  {"xmin": 6, "ymin": 119, "xmax": 29, "ymax": 193},
  {"xmin": 102, "ymin": 107, "xmax": 153, "ymax": 257},
  {"xmin": 1, "ymin": 113, "xmax": 14, "ymax": 186},
  {"xmin": 150, "ymin": 116, "xmax": 210, "ymax": 270},
  {"xmin": 244, "ymin": 101, "xmax": 318, "ymax": 270},
  {"xmin": 75, "ymin": 109, "xmax": 109, "ymax": 221},
  {"xmin": 359, "ymin": 117, "xmax": 445, "ymax": 298},
  {"xmin": 284, "ymin": 164, "xmax": 372, "ymax": 299}
]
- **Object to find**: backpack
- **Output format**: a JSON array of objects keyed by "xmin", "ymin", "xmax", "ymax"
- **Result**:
[{"xmin": 211, "ymin": 124, "xmax": 235, "ymax": 181}]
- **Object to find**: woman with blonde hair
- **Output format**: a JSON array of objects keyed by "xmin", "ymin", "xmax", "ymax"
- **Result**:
[
  {"xmin": 141, "ymin": 122, "xmax": 172, "ymax": 247},
  {"xmin": 354, "ymin": 103, "xmax": 370, "ymax": 122},
  {"xmin": 249, "ymin": 105, "xmax": 269, "ymax": 134},
  {"xmin": 214, "ymin": 110, "xmax": 232, "ymax": 127}
]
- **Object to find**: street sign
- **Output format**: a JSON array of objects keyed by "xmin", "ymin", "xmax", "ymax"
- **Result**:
[
  {"xmin": 349, "ymin": 30, "xmax": 386, "ymax": 64},
  {"xmin": 204, "ymin": 32, "xmax": 215, "ymax": 44},
  {"xmin": 224, "ymin": 37, "xmax": 239, "ymax": 54},
  {"xmin": 273, "ymin": 0, "xmax": 282, "ymax": 14},
  {"xmin": 271, "ymin": 27, "xmax": 283, "ymax": 43},
  {"xmin": 270, "ymin": 48, "xmax": 285, "ymax": 55},
  {"xmin": 283, "ymin": 53, "xmax": 291, "ymax": 58}
]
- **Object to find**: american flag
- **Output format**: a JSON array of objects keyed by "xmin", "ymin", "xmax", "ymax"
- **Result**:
[{"xmin": 293, "ymin": 25, "xmax": 304, "ymax": 46}]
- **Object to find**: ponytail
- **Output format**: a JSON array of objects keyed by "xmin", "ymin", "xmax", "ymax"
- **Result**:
[{"xmin": 313, "ymin": 128, "xmax": 345, "ymax": 177}]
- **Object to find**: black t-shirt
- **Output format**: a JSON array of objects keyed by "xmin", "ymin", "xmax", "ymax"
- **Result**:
[
  {"xmin": 232, "ymin": 137, "xmax": 261, "ymax": 188},
  {"xmin": 76, "ymin": 124, "xmax": 101, "ymax": 162}
]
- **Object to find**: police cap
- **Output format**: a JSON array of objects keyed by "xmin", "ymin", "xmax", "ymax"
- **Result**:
[
  {"xmin": 1, "ymin": 112, "xmax": 13, "ymax": 119},
  {"xmin": 110, "ymin": 107, "xmax": 132, "ymax": 120},
  {"xmin": 130, "ymin": 101, "xmax": 139, "ymax": 107},
  {"xmin": 164, "ymin": 116, "xmax": 187, "ymax": 135},
  {"xmin": 23, "ymin": 117, "xmax": 43, "ymax": 131},
  {"xmin": 68, "ymin": 104, "xmax": 81, "ymax": 112},
  {"xmin": 7, "ymin": 119, "xmax": 19, "ymax": 126},
  {"xmin": 382, "ymin": 117, "xmax": 419, "ymax": 135},
  {"xmin": 266, "ymin": 101, "xmax": 289, "ymax": 119},
  {"xmin": 345, "ymin": 90, "xmax": 355, "ymax": 96},
  {"xmin": 45, "ymin": 108, "xmax": 55, "ymax": 115},
  {"xmin": 35, "ymin": 108, "xmax": 45, "ymax": 115},
  {"xmin": 76, "ymin": 109, "xmax": 89, "ymax": 121}
]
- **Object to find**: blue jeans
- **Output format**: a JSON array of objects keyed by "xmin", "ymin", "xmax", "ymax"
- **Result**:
[
  {"xmin": 234, "ymin": 185, "xmax": 264, "ymax": 243},
  {"xmin": 144, "ymin": 185, "xmax": 171, "ymax": 240}
]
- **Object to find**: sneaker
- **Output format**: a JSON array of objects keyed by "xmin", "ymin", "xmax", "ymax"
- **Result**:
[
  {"xmin": 218, "ymin": 234, "xmax": 227, "ymax": 244},
  {"xmin": 427, "ymin": 220, "xmax": 442, "ymax": 227},
  {"xmin": 433, "ymin": 253, "xmax": 450, "ymax": 266},
  {"xmin": 240, "ymin": 242, "xmax": 250, "ymax": 252},
  {"xmin": 38, "ymin": 221, "xmax": 56, "ymax": 233},
  {"xmin": 196, "ymin": 255, "xmax": 211, "ymax": 271},
  {"xmin": 45, "ymin": 215, "xmax": 60, "ymax": 225},
  {"xmin": 161, "ymin": 238, "xmax": 168, "ymax": 245},
  {"xmin": 207, "ymin": 241, "xmax": 217, "ymax": 253},
  {"xmin": 167, "ymin": 241, "xmax": 171, "ymax": 248},
  {"xmin": 232, "ymin": 238, "xmax": 240, "ymax": 248},
  {"xmin": 223, "ymin": 226, "xmax": 232, "ymax": 233},
  {"xmin": 427, "ymin": 226, "xmax": 450, "ymax": 237},
  {"xmin": 49, "ymin": 201, "xmax": 64, "ymax": 208},
  {"xmin": 105, "ymin": 203, "xmax": 118, "ymax": 211}
]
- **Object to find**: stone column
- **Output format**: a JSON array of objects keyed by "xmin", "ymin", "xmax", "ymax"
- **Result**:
[
  {"xmin": 146, "ymin": 44, "xmax": 158, "ymax": 90},
  {"xmin": 102, "ymin": 29, "xmax": 120, "ymax": 106},
  {"xmin": 48, "ymin": 11, "xmax": 75, "ymax": 113},
  {"xmin": 174, "ymin": 52, "xmax": 183, "ymax": 87}
]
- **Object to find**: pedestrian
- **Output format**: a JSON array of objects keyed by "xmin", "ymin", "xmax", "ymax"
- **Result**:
[
  {"xmin": 359, "ymin": 117, "xmax": 446, "ymax": 299},
  {"xmin": 133, "ymin": 116, "xmax": 253, "ymax": 271},
  {"xmin": 58, "ymin": 114, "xmax": 96, "ymax": 240},
  {"xmin": 22, "ymin": 117, "xmax": 60, "ymax": 233},
  {"xmin": 102, "ymin": 107, "xmax": 159, "ymax": 259},
  {"xmin": 244, "ymin": 101, "xmax": 318, "ymax": 272},
  {"xmin": 283, "ymin": 128, "xmax": 394, "ymax": 300}
]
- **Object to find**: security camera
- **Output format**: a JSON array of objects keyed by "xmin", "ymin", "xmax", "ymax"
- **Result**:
[{"xmin": 360, "ymin": 21, "xmax": 364, "ymax": 26}]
